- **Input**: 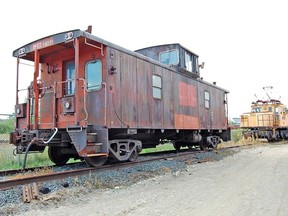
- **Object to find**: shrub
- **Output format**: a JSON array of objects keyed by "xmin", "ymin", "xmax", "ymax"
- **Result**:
[
  {"xmin": 231, "ymin": 129, "xmax": 244, "ymax": 142},
  {"xmin": 0, "ymin": 118, "xmax": 14, "ymax": 134}
]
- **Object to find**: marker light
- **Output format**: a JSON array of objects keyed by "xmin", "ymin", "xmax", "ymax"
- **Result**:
[{"xmin": 65, "ymin": 32, "xmax": 74, "ymax": 41}]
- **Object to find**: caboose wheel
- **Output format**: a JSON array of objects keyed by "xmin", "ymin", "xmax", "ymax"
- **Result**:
[
  {"xmin": 128, "ymin": 149, "xmax": 139, "ymax": 162},
  {"xmin": 84, "ymin": 156, "xmax": 107, "ymax": 167},
  {"xmin": 173, "ymin": 142, "xmax": 181, "ymax": 151},
  {"xmin": 48, "ymin": 146, "xmax": 70, "ymax": 166},
  {"xmin": 199, "ymin": 139, "xmax": 207, "ymax": 151}
]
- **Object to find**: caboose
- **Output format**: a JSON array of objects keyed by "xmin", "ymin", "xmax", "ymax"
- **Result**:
[{"xmin": 10, "ymin": 26, "xmax": 231, "ymax": 167}]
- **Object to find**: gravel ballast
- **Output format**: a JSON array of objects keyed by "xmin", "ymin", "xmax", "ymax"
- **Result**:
[{"xmin": 0, "ymin": 148, "xmax": 238, "ymax": 216}]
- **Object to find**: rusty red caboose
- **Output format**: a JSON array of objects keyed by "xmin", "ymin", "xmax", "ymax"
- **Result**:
[{"xmin": 10, "ymin": 26, "xmax": 231, "ymax": 167}]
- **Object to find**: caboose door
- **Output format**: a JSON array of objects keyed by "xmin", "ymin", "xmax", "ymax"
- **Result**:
[{"xmin": 85, "ymin": 58, "xmax": 107, "ymax": 127}]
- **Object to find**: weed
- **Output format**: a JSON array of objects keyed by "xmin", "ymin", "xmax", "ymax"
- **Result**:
[
  {"xmin": 141, "ymin": 143, "xmax": 175, "ymax": 154},
  {"xmin": 0, "ymin": 119, "xmax": 14, "ymax": 134}
]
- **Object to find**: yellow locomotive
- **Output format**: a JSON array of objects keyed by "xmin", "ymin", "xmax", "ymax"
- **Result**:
[{"xmin": 240, "ymin": 87, "xmax": 288, "ymax": 141}]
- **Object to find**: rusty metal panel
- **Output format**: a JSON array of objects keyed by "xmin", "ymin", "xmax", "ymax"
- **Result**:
[
  {"xmin": 15, "ymin": 103, "xmax": 26, "ymax": 118},
  {"xmin": 83, "ymin": 45, "xmax": 107, "ymax": 127},
  {"xmin": 40, "ymin": 92, "xmax": 54, "ymax": 126},
  {"xmin": 211, "ymin": 87, "xmax": 226, "ymax": 129},
  {"xmin": 109, "ymin": 49, "xmax": 169, "ymax": 129},
  {"xmin": 151, "ymin": 65, "xmax": 163, "ymax": 128},
  {"xmin": 162, "ymin": 68, "xmax": 174, "ymax": 128},
  {"xmin": 107, "ymin": 48, "xmax": 122, "ymax": 128},
  {"xmin": 61, "ymin": 96, "xmax": 75, "ymax": 113},
  {"xmin": 213, "ymin": 89, "xmax": 227, "ymax": 129},
  {"xmin": 197, "ymin": 83, "xmax": 205, "ymax": 129},
  {"xmin": 171, "ymin": 73, "xmax": 199, "ymax": 129},
  {"xmin": 120, "ymin": 53, "xmax": 138, "ymax": 128},
  {"xmin": 86, "ymin": 90, "xmax": 106, "ymax": 127},
  {"xmin": 136, "ymin": 58, "xmax": 151, "ymax": 127},
  {"xmin": 197, "ymin": 83, "xmax": 227, "ymax": 130}
]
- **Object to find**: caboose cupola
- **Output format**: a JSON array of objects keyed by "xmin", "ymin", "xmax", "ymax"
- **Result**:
[{"xmin": 135, "ymin": 43, "xmax": 201, "ymax": 78}]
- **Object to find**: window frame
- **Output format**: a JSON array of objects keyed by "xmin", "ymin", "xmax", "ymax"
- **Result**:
[
  {"xmin": 204, "ymin": 91, "xmax": 210, "ymax": 109},
  {"xmin": 85, "ymin": 59, "xmax": 103, "ymax": 92},
  {"xmin": 159, "ymin": 49, "xmax": 179, "ymax": 66},
  {"xmin": 152, "ymin": 74, "xmax": 162, "ymax": 100},
  {"xmin": 65, "ymin": 60, "xmax": 75, "ymax": 95},
  {"xmin": 185, "ymin": 51, "xmax": 193, "ymax": 72}
]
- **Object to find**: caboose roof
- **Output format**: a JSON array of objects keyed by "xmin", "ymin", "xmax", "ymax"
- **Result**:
[
  {"xmin": 12, "ymin": 28, "xmax": 229, "ymax": 93},
  {"xmin": 135, "ymin": 43, "xmax": 199, "ymax": 57}
]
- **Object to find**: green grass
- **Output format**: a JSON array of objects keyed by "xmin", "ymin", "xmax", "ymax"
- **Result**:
[
  {"xmin": 0, "ymin": 143, "xmax": 80, "ymax": 170},
  {"xmin": 0, "ymin": 134, "xmax": 79, "ymax": 170},
  {"xmin": 0, "ymin": 118, "xmax": 14, "ymax": 134},
  {"xmin": 141, "ymin": 143, "xmax": 177, "ymax": 154},
  {"xmin": 0, "ymin": 143, "xmax": 52, "ymax": 170},
  {"xmin": 1, "ymin": 136, "xmax": 176, "ymax": 170}
]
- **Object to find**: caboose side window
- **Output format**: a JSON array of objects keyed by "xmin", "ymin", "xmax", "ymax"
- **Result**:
[
  {"xmin": 185, "ymin": 51, "xmax": 193, "ymax": 72},
  {"xmin": 159, "ymin": 49, "xmax": 179, "ymax": 65},
  {"xmin": 205, "ymin": 91, "xmax": 210, "ymax": 109},
  {"xmin": 86, "ymin": 60, "xmax": 102, "ymax": 91},
  {"xmin": 185, "ymin": 51, "xmax": 199, "ymax": 74},
  {"xmin": 152, "ymin": 75, "xmax": 162, "ymax": 99},
  {"xmin": 66, "ymin": 61, "xmax": 75, "ymax": 95}
]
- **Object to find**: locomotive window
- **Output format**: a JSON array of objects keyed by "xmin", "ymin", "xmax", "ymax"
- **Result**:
[
  {"xmin": 66, "ymin": 61, "xmax": 75, "ymax": 95},
  {"xmin": 205, "ymin": 91, "xmax": 210, "ymax": 109},
  {"xmin": 86, "ymin": 60, "xmax": 102, "ymax": 91},
  {"xmin": 159, "ymin": 49, "xmax": 179, "ymax": 65},
  {"xmin": 152, "ymin": 75, "xmax": 162, "ymax": 99},
  {"xmin": 275, "ymin": 107, "xmax": 279, "ymax": 113}
]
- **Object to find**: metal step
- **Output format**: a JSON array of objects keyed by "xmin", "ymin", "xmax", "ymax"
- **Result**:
[
  {"xmin": 87, "ymin": 142, "xmax": 102, "ymax": 146},
  {"xmin": 87, "ymin": 133, "xmax": 97, "ymax": 143},
  {"xmin": 86, "ymin": 153, "xmax": 108, "ymax": 157}
]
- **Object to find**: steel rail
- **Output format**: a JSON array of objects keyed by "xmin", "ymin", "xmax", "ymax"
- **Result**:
[
  {"xmin": 0, "ymin": 148, "xmax": 196, "ymax": 177},
  {"xmin": 0, "ymin": 150, "xmax": 199, "ymax": 191},
  {"xmin": 0, "ymin": 162, "xmax": 85, "ymax": 177}
]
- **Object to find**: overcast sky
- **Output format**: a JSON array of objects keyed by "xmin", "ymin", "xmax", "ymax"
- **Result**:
[{"xmin": 0, "ymin": 0, "xmax": 287, "ymax": 119}]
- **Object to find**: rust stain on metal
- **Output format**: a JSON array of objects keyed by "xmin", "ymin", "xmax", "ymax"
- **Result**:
[
  {"xmin": 178, "ymin": 82, "xmax": 197, "ymax": 107},
  {"xmin": 174, "ymin": 114, "xmax": 199, "ymax": 129}
]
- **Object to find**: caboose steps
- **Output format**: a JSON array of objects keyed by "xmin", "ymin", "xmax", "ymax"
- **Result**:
[{"xmin": 86, "ymin": 153, "xmax": 109, "ymax": 157}]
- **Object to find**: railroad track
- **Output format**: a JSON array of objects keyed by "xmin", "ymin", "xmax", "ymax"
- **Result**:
[
  {"xmin": 0, "ymin": 148, "xmax": 191, "ymax": 177},
  {"xmin": 0, "ymin": 139, "xmax": 9, "ymax": 143},
  {"xmin": 0, "ymin": 161, "xmax": 86, "ymax": 177},
  {"xmin": 0, "ymin": 149, "xmax": 202, "ymax": 191}
]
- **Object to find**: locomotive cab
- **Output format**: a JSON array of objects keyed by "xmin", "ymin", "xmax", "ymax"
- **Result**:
[{"xmin": 240, "ymin": 91, "xmax": 288, "ymax": 141}]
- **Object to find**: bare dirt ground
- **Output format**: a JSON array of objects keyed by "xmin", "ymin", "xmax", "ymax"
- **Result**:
[{"xmin": 21, "ymin": 143, "xmax": 288, "ymax": 216}]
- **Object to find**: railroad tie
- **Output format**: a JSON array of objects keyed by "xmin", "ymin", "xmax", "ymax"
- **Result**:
[{"xmin": 22, "ymin": 183, "xmax": 39, "ymax": 203}]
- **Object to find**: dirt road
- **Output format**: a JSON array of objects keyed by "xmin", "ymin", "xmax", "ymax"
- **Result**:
[{"xmin": 24, "ymin": 144, "xmax": 288, "ymax": 216}]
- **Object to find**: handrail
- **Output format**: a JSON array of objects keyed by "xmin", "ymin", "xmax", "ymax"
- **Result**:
[
  {"xmin": 78, "ymin": 78, "xmax": 88, "ymax": 122},
  {"xmin": 85, "ymin": 38, "xmax": 104, "ymax": 56}
]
